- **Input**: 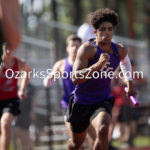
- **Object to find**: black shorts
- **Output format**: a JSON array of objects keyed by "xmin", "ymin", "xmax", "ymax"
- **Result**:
[
  {"xmin": 15, "ymin": 98, "xmax": 31, "ymax": 129},
  {"xmin": 118, "ymin": 105, "xmax": 139, "ymax": 124},
  {"xmin": 15, "ymin": 114, "xmax": 31, "ymax": 129},
  {"xmin": 0, "ymin": 98, "xmax": 20, "ymax": 118},
  {"xmin": 66, "ymin": 94, "xmax": 115, "ymax": 133}
]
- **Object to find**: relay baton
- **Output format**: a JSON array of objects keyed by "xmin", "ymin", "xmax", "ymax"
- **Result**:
[{"xmin": 124, "ymin": 87, "xmax": 139, "ymax": 107}]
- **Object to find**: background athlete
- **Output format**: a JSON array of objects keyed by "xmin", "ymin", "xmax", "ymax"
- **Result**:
[
  {"xmin": 0, "ymin": 43, "xmax": 31, "ymax": 150},
  {"xmin": 44, "ymin": 34, "xmax": 96, "ymax": 149}
]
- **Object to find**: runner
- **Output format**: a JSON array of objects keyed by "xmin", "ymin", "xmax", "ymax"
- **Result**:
[{"xmin": 66, "ymin": 8, "xmax": 136, "ymax": 150}]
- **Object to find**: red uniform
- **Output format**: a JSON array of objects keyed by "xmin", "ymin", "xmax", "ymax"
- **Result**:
[
  {"xmin": 112, "ymin": 85, "xmax": 127, "ymax": 107},
  {"xmin": 0, "ymin": 58, "xmax": 18, "ymax": 100}
]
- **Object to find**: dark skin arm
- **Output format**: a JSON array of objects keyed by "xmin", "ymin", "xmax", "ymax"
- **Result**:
[{"xmin": 72, "ymin": 42, "xmax": 110, "ymax": 84}]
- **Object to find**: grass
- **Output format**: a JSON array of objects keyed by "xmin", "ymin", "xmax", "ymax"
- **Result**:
[
  {"xmin": 112, "ymin": 136, "xmax": 150, "ymax": 148},
  {"xmin": 9, "ymin": 144, "xmax": 13, "ymax": 150},
  {"xmin": 9, "ymin": 136, "xmax": 150, "ymax": 150},
  {"xmin": 134, "ymin": 136, "xmax": 150, "ymax": 147}
]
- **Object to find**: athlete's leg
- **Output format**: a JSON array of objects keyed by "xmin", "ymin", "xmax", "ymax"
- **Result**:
[
  {"xmin": 108, "ymin": 105, "xmax": 120, "ymax": 141},
  {"xmin": 66, "ymin": 94, "xmax": 91, "ymax": 150},
  {"xmin": 14, "ymin": 126, "xmax": 31, "ymax": 150},
  {"xmin": 92, "ymin": 111, "xmax": 111, "ymax": 150},
  {"xmin": 64, "ymin": 115, "xmax": 72, "ymax": 136},
  {"xmin": 65, "ymin": 115, "xmax": 86, "ymax": 150},
  {"xmin": 87, "ymin": 124, "xmax": 96, "ymax": 149},
  {"xmin": 67, "ymin": 128, "xmax": 87, "ymax": 150},
  {"xmin": 0, "ymin": 112, "xmax": 15, "ymax": 150}
]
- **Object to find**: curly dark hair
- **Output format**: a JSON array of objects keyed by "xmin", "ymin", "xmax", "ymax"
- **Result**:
[{"xmin": 90, "ymin": 8, "xmax": 119, "ymax": 30}]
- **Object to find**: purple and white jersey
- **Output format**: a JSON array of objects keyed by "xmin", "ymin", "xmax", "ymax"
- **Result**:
[
  {"xmin": 74, "ymin": 41, "xmax": 120, "ymax": 104},
  {"xmin": 61, "ymin": 58, "xmax": 75, "ymax": 108}
]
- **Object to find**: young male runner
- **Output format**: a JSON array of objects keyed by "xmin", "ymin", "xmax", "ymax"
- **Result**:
[{"xmin": 66, "ymin": 8, "xmax": 136, "ymax": 150}]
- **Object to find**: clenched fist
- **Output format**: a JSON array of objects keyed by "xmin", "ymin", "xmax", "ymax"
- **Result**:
[{"xmin": 98, "ymin": 53, "xmax": 110, "ymax": 67}]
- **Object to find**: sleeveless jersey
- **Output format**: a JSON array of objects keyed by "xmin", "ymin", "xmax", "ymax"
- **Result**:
[
  {"xmin": 0, "ymin": 57, "xmax": 18, "ymax": 100},
  {"xmin": 61, "ymin": 58, "xmax": 75, "ymax": 108},
  {"xmin": 74, "ymin": 41, "xmax": 120, "ymax": 104}
]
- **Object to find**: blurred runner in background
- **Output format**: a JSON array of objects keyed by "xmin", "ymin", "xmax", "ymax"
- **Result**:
[{"xmin": 0, "ymin": 43, "xmax": 31, "ymax": 150}]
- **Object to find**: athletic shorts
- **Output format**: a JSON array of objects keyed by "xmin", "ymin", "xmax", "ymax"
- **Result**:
[
  {"xmin": 118, "ymin": 105, "xmax": 139, "ymax": 123},
  {"xmin": 0, "ymin": 98, "xmax": 20, "ymax": 118},
  {"xmin": 66, "ymin": 94, "xmax": 115, "ymax": 133},
  {"xmin": 15, "ymin": 98, "xmax": 31, "ymax": 129}
]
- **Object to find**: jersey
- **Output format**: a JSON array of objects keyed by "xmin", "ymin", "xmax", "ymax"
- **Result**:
[
  {"xmin": 0, "ymin": 57, "xmax": 18, "ymax": 100},
  {"xmin": 61, "ymin": 58, "xmax": 75, "ymax": 108},
  {"xmin": 112, "ymin": 85, "xmax": 127, "ymax": 107},
  {"xmin": 74, "ymin": 41, "xmax": 120, "ymax": 104}
]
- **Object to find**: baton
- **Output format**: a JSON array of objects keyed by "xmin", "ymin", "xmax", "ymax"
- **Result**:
[{"xmin": 124, "ymin": 87, "xmax": 139, "ymax": 107}]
